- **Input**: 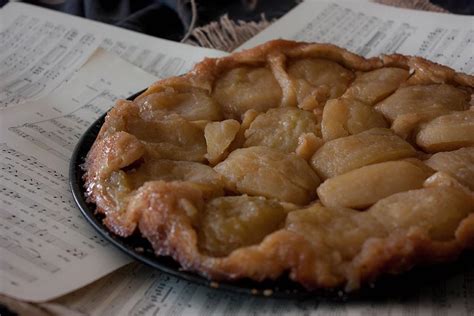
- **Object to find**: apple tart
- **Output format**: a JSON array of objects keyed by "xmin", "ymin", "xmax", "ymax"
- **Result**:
[{"xmin": 84, "ymin": 40, "xmax": 474, "ymax": 291}]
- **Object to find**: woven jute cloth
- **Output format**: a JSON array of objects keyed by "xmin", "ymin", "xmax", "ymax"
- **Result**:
[
  {"xmin": 0, "ymin": 0, "xmax": 450, "ymax": 315},
  {"xmin": 184, "ymin": 0, "xmax": 447, "ymax": 52}
]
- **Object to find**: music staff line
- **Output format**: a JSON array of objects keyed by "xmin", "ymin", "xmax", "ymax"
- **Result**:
[
  {"xmin": 0, "ymin": 13, "xmax": 98, "ymax": 107},
  {"xmin": 0, "ymin": 207, "xmax": 87, "ymax": 260},
  {"xmin": 0, "ymin": 162, "xmax": 69, "ymax": 200},
  {"xmin": 0, "ymin": 182, "xmax": 106, "ymax": 249},
  {"xmin": 7, "ymin": 89, "xmax": 117, "ymax": 162},
  {"xmin": 0, "ymin": 144, "xmax": 108, "ymax": 248},
  {"xmin": 1, "ymin": 143, "xmax": 67, "ymax": 185}
]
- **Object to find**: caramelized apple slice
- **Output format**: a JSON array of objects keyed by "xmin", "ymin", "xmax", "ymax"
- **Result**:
[
  {"xmin": 295, "ymin": 133, "xmax": 324, "ymax": 160},
  {"xmin": 310, "ymin": 128, "xmax": 416, "ymax": 179},
  {"xmin": 321, "ymin": 98, "xmax": 387, "ymax": 141},
  {"xmin": 317, "ymin": 160, "xmax": 432, "ymax": 209},
  {"xmin": 198, "ymin": 195, "xmax": 287, "ymax": 257},
  {"xmin": 287, "ymin": 185, "xmax": 474, "ymax": 262},
  {"xmin": 125, "ymin": 159, "xmax": 224, "ymax": 197},
  {"xmin": 390, "ymin": 112, "xmax": 438, "ymax": 140},
  {"xmin": 369, "ymin": 186, "xmax": 474, "ymax": 240},
  {"xmin": 416, "ymin": 111, "xmax": 474, "ymax": 152},
  {"xmin": 214, "ymin": 146, "xmax": 320, "ymax": 204},
  {"xmin": 285, "ymin": 203, "xmax": 387, "ymax": 260},
  {"xmin": 212, "ymin": 67, "xmax": 282, "ymax": 119},
  {"xmin": 136, "ymin": 89, "xmax": 222, "ymax": 121},
  {"xmin": 204, "ymin": 119, "xmax": 240, "ymax": 165},
  {"xmin": 244, "ymin": 107, "xmax": 320, "ymax": 153},
  {"xmin": 344, "ymin": 67, "xmax": 409, "ymax": 105},
  {"xmin": 425, "ymin": 147, "xmax": 474, "ymax": 190},
  {"xmin": 288, "ymin": 58, "xmax": 354, "ymax": 109},
  {"xmin": 127, "ymin": 115, "xmax": 207, "ymax": 162},
  {"xmin": 111, "ymin": 101, "xmax": 206, "ymax": 161},
  {"xmin": 375, "ymin": 84, "xmax": 469, "ymax": 122}
]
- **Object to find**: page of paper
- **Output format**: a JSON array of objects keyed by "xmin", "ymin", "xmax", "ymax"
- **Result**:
[
  {"xmin": 0, "ymin": 2, "xmax": 227, "ymax": 108},
  {"xmin": 0, "ymin": 49, "xmax": 160, "ymax": 302},
  {"xmin": 52, "ymin": 259, "xmax": 474, "ymax": 316},
  {"xmin": 239, "ymin": 0, "xmax": 474, "ymax": 74}
]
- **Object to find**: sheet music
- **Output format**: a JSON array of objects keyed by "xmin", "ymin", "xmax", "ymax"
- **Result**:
[
  {"xmin": 239, "ymin": 0, "xmax": 474, "ymax": 74},
  {"xmin": 52, "ymin": 260, "xmax": 474, "ymax": 316},
  {"xmin": 0, "ymin": 2, "xmax": 227, "ymax": 108},
  {"xmin": 0, "ymin": 49, "xmax": 158, "ymax": 302}
]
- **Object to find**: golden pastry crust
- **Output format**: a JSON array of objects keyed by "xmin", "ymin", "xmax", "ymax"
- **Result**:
[{"xmin": 84, "ymin": 40, "xmax": 474, "ymax": 292}]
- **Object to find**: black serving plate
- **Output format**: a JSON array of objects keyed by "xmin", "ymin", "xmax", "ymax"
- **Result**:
[{"xmin": 70, "ymin": 91, "xmax": 474, "ymax": 300}]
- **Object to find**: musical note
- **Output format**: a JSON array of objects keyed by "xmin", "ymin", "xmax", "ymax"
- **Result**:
[
  {"xmin": 5, "ymin": 90, "xmax": 118, "ymax": 161},
  {"xmin": 0, "ymin": 43, "xmax": 167, "ymax": 300},
  {"xmin": 0, "ymin": 209, "xmax": 87, "ymax": 260},
  {"xmin": 0, "ymin": 14, "xmax": 99, "ymax": 108},
  {"xmin": 0, "ymin": 145, "xmax": 107, "ymax": 249},
  {"xmin": 381, "ymin": 23, "xmax": 417, "ymax": 54}
]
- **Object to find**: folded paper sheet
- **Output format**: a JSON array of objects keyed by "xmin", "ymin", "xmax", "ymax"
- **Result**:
[
  {"xmin": 0, "ymin": 49, "xmax": 157, "ymax": 301},
  {"xmin": 0, "ymin": 3, "xmax": 226, "ymax": 108},
  {"xmin": 240, "ymin": 0, "xmax": 474, "ymax": 74}
]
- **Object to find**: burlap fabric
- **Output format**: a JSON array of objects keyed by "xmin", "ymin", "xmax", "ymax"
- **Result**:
[{"xmin": 184, "ymin": 0, "xmax": 447, "ymax": 51}]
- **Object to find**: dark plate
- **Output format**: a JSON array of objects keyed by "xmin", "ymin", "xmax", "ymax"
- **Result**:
[{"xmin": 70, "ymin": 91, "xmax": 474, "ymax": 300}]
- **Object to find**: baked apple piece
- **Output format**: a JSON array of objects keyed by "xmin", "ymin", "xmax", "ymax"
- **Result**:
[
  {"xmin": 375, "ymin": 84, "xmax": 469, "ymax": 122},
  {"xmin": 285, "ymin": 203, "xmax": 385, "ymax": 265},
  {"xmin": 212, "ymin": 67, "xmax": 282, "ymax": 119},
  {"xmin": 124, "ymin": 159, "xmax": 224, "ymax": 197},
  {"xmin": 244, "ymin": 107, "xmax": 321, "ymax": 153},
  {"xmin": 416, "ymin": 110, "xmax": 474, "ymax": 152},
  {"xmin": 214, "ymin": 146, "xmax": 320, "ymax": 204},
  {"xmin": 103, "ymin": 100, "xmax": 208, "ymax": 162},
  {"xmin": 288, "ymin": 58, "xmax": 354, "ymax": 110},
  {"xmin": 286, "ymin": 184, "xmax": 474, "ymax": 288},
  {"xmin": 295, "ymin": 132, "xmax": 324, "ymax": 160},
  {"xmin": 343, "ymin": 67, "xmax": 409, "ymax": 105},
  {"xmin": 198, "ymin": 195, "xmax": 288, "ymax": 257},
  {"xmin": 204, "ymin": 119, "xmax": 240, "ymax": 165},
  {"xmin": 321, "ymin": 98, "xmax": 387, "ymax": 141},
  {"xmin": 425, "ymin": 147, "xmax": 474, "ymax": 190},
  {"xmin": 317, "ymin": 160, "xmax": 433, "ymax": 209},
  {"xmin": 368, "ymin": 186, "xmax": 474, "ymax": 241},
  {"xmin": 310, "ymin": 128, "xmax": 416, "ymax": 179},
  {"xmin": 132, "ymin": 116, "xmax": 207, "ymax": 162},
  {"xmin": 84, "ymin": 130, "xmax": 146, "ymax": 217},
  {"xmin": 135, "ymin": 88, "xmax": 222, "ymax": 121},
  {"xmin": 377, "ymin": 84, "xmax": 469, "ymax": 138}
]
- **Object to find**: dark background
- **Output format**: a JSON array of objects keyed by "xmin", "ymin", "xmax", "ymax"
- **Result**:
[{"xmin": 0, "ymin": 0, "xmax": 472, "ymax": 42}]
